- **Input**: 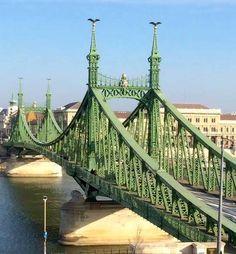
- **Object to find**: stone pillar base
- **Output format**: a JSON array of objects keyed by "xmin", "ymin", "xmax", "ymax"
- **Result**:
[
  {"xmin": 6, "ymin": 156, "xmax": 62, "ymax": 177},
  {"xmin": 59, "ymin": 190, "xmax": 179, "ymax": 247}
]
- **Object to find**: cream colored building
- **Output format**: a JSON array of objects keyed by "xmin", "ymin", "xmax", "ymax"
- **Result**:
[
  {"xmin": 54, "ymin": 102, "xmax": 81, "ymax": 130},
  {"xmin": 0, "ymin": 95, "xmax": 18, "ymax": 140},
  {"xmin": 53, "ymin": 102, "xmax": 131, "ymax": 130},
  {"xmin": 220, "ymin": 114, "xmax": 236, "ymax": 149},
  {"xmin": 163, "ymin": 104, "xmax": 235, "ymax": 151}
]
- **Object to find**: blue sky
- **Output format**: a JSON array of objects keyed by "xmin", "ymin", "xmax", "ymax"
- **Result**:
[{"xmin": 0, "ymin": 0, "xmax": 235, "ymax": 113}]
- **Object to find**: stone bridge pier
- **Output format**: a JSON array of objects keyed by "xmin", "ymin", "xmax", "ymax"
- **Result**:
[
  {"xmin": 5, "ymin": 154, "xmax": 62, "ymax": 177},
  {"xmin": 59, "ymin": 190, "xmax": 221, "ymax": 254}
]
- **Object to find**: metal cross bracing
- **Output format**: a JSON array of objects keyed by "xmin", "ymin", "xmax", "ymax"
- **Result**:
[
  {"xmin": 123, "ymin": 88, "xmax": 236, "ymax": 199},
  {"xmin": 6, "ymin": 20, "xmax": 236, "ymax": 245}
]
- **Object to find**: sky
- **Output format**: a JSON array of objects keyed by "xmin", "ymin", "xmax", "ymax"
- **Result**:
[{"xmin": 0, "ymin": 0, "xmax": 235, "ymax": 113}]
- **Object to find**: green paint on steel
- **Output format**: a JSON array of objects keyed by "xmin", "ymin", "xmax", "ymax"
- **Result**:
[
  {"xmin": 87, "ymin": 19, "xmax": 100, "ymax": 87},
  {"xmin": 124, "ymin": 88, "xmax": 236, "ymax": 197},
  {"xmin": 35, "ymin": 80, "xmax": 62, "ymax": 142},
  {"xmin": 148, "ymin": 22, "xmax": 161, "ymax": 90},
  {"xmin": 36, "ymin": 108, "xmax": 62, "ymax": 142}
]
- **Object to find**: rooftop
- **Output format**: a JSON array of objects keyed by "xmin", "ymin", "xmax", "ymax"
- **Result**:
[
  {"xmin": 26, "ymin": 112, "xmax": 44, "ymax": 124},
  {"xmin": 221, "ymin": 114, "xmax": 236, "ymax": 121},
  {"xmin": 114, "ymin": 111, "xmax": 131, "ymax": 119},
  {"xmin": 55, "ymin": 101, "xmax": 81, "ymax": 111},
  {"xmin": 174, "ymin": 103, "xmax": 209, "ymax": 109},
  {"xmin": 64, "ymin": 101, "xmax": 81, "ymax": 110}
]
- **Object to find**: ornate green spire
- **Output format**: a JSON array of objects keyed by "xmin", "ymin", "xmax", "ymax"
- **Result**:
[
  {"xmin": 87, "ymin": 18, "xmax": 100, "ymax": 87},
  {"xmin": 46, "ymin": 78, "xmax": 52, "ymax": 109},
  {"xmin": 17, "ymin": 77, "xmax": 23, "ymax": 109},
  {"xmin": 148, "ymin": 22, "xmax": 161, "ymax": 90}
]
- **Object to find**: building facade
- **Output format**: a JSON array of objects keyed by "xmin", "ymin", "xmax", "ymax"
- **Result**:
[
  {"xmin": 54, "ymin": 102, "xmax": 81, "ymax": 130},
  {"xmin": 220, "ymin": 114, "xmax": 236, "ymax": 149},
  {"xmin": 0, "ymin": 95, "xmax": 18, "ymax": 141},
  {"xmin": 171, "ymin": 104, "xmax": 235, "ymax": 150}
]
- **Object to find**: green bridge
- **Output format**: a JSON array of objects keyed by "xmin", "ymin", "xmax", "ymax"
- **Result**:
[{"xmin": 5, "ymin": 20, "xmax": 236, "ymax": 246}]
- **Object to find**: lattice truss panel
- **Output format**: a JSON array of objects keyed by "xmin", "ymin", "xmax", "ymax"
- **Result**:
[{"xmin": 124, "ymin": 89, "xmax": 236, "ymax": 199}]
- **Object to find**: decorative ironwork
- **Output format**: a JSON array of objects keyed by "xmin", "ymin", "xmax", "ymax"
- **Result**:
[{"xmin": 98, "ymin": 73, "xmax": 150, "ymax": 88}]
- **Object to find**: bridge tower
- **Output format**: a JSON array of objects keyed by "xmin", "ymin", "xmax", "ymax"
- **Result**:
[
  {"xmin": 87, "ymin": 19, "xmax": 100, "ymax": 170},
  {"xmin": 148, "ymin": 22, "xmax": 162, "ymax": 164},
  {"xmin": 42, "ymin": 78, "xmax": 52, "ymax": 142},
  {"xmin": 36, "ymin": 79, "xmax": 62, "ymax": 142}
]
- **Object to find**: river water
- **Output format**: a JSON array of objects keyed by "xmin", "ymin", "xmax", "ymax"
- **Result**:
[
  {"xmin": 0, "ymin": 171, "xmax": 130, "ymax": 254},
  {"xmin": 0, "ymin": 171, "xmax": 77, "ymax": 254}
]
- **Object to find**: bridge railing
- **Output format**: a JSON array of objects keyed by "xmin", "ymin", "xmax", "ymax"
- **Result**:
[{"xmin": 98, "ymin": 73, "xmax": 150, "ymax": 88}]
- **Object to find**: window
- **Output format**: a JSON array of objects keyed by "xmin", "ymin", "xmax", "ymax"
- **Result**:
[
  {"xmin": 221, "ymin": 128, "xmax": 223, "ymax": 132},
  {"xmin": 204, "ymin": 118, "xmax": 208, "ymax": 123},
  {"xmin": 226, "ymin": 128, "xmax": 229, "ymax": 133},
  {"xmin": 203, "ymin": 127, "xmax": 208, "ymax": 132},
  {"xmin": 232, "ymin": 128, "xmax": 234, "ymax": 133},
  {"xmin": 212, "ymin": 118, "xmax": 216, "ymax": 123},
  {"xmin": 196, "ymin": 118, "xmax": 200, "ymax": 123},
  {"xmin": 188, "ymin": 118, "xmax": 192, "ymax": 122}
]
